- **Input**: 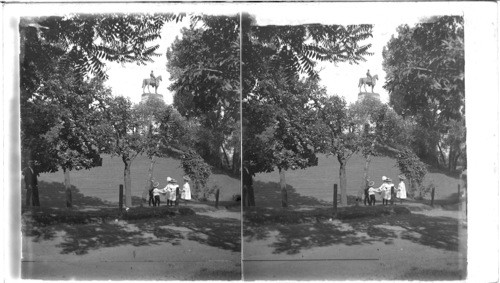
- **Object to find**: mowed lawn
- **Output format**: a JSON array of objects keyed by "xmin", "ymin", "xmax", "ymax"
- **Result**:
[
  {"xmin": 254, "ymin": 154, "xmax": 460, "ymax": 207},
  {"xmin": 37, "ymin": 154, "xmax": 240, "ymax": 205}
]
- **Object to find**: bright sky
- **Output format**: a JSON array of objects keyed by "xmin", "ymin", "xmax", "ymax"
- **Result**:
[
  {"xmin": 105, "ymin": 21, "xmax": 189, "ymax": 105},
  {"xmin": 248, "ymin": 2, "xmax": 465, "ymax": 104},
  {"xmin": 103, "ymin": 2, "xmax": 465, "ymax": 106}
]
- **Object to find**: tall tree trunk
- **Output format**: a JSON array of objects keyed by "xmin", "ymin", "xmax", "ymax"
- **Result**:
[
  {"xmin": 242, "ymin": 185, "xmax": 248, "ymax": 207},
  {"xmin": 409, "ymin": 178, "xmax": 414, "ymax": 198},
  {"xmin": 279, "ymin": 168, "xmax": 287, "ymax": 208},
  {"xmin": 221, "ymin": 145, "xmax": 231, "ymax": 171},
  {"xmin": 247, "ymin": 184, "xmax": 255, "ymax": 207},
  {"xmin": 243, "ymin": 167, "xmax": 255, "ymax": 206},
  {"xmin": 144, "ymin": 156, "xmax": 156, "ymax": 194},
  {"xmin": 232, "ymin": 151, "xmax": 237, "ymax": 175},
  {"xmin": 339, "ymin": 158, "xmax": 348, "ymax": 206},
  {"xmin": 360, "ymin": 155, "xmax": 371, "ymax": 203},
  {"xmin": 64, "ymin": 168, "xmax": 72, "ymax": 208},
  {"xmin": 437, "ymin": 142, "xmax": 448, "ymax": 169},
  {"xmin": 123, "ymin": 157, "xmax": 132, "ymax": 207},
  {"xmin": 448, "ymin": 147, "xmax": 455, "ymax": 172},
  {"xmin": 32, "ymin": 186, "xmax": 40, "ymax": 206}
]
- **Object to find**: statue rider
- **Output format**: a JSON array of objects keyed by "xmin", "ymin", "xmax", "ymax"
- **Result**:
[
  {"xmin": 150, "ymin": 70, "xmax": 156, "ymax": 84},
  {"xmin": 366, "ymin": 69, "xmax": 372, "ymax": 83}
]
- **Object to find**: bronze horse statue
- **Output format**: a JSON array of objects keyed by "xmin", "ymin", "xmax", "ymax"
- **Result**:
[
  {"xmin": 142, "ymin": 75, "xmax": 162, "ymax": 94},
  {"xmin": 358, "ymin": 74, "xmax": 378, "ymax": 93}
]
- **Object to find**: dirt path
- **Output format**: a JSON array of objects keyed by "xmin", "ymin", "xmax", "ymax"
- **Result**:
[
  {"xmin": 243, "ymin": 204, "xmax": 466, "ymax": 281},
  {"xmin": 22, "ymin": 207, "xmax": 241, "ymax": 280}
]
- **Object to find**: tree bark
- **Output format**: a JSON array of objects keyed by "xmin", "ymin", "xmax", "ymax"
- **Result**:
[
  {"xmin": 64, "ymin": 169, "xmax": 72, "ymax": 208},
  {"xmin": 144, "ymin": 156, "xmax": 156, "ymax": 199},
  {"xmin": 243, "ymin": 168, "xmax": 255, "ymax": 206},
  {"xmin": 437, "ymin": 142, "xmax": 448, "ymax": 169},
  {"xmin": 409, "ymin": 177, "xmax": 414, "ymax": 198},
  {"xmin": 221, "ymin": 145, "xmax": 231, "ymax": 171},
  {"xmin": 123, "ymin": 157, "xmax": 133, "ymax": 207},
  {"xmin": 242, "ymin": 185, "xmax": 248, "ymax": 207},
  {"xmin": 339, "ymin": 158, "xmax": 348, "ymax": 206},
  {"xmin": 232, "ymin": 149, "xmax": 240, "ymax": 175},
  {"xmin": 360, "ymin": 155, "xmax": 371, "ymax": 203},
  {"xmin": 279, "ymin": 168, "xmax": 287, "ymax": 208}
]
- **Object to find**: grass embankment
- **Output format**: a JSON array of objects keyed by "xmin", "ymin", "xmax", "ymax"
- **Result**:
[
  {"xmin": 254, "ymin": 154, "xmax": 460, "ymax": 206},
  {"xmin": 34, "ymin": 154, "xmax": 240, "ymax": 205}
]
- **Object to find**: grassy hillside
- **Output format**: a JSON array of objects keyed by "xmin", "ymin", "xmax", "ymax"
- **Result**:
[
  {"xmin": 38, "ymin": 154, "xmax": 240, "ymax": 204},
  {"xmin": 253, "ymin": 154, "xmax": 460, "ymax": 207}
]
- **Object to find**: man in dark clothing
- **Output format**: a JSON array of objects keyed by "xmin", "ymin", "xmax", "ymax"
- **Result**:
[
  {"xmin": 363, "ymin": 179, "xmax": 370, "ymax": 206},
  {"xmin": 148, "ymin": 177, "xmax": 155, "ymax": 206},
  {"xmin": 366, "ymin": 69, "xmax": 372, "ymax": 83},
  {"xmin": 22, "ymin": 160, "xmax": 40, "ymax": 206},
  {"xmin": 150, "ymin": 70, "xmax": 156, "ymax": 84}
]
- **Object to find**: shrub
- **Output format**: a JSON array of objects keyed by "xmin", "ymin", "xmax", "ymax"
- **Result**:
[
  {"xmin": 244, "ymin": 205, "xmax": 411, "ymax": 225},
  {"xmin": 181, "ymin": 150, "xmax": 212, "ymax": 199},
  {"xmin": 25, "ymin": 206, "xmax": 178, "ymax": 225},
  {"xmin": 178, "ymin": 207, "xmax": 196, "ymax": 216}
]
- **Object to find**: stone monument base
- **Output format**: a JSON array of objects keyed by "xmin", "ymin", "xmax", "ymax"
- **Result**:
[
  {"xmin": 357, "ymin": 92, "xmax": 380, "ymax": 101},
  {"xmin": 141, "ymin": 92, "xmax": 164, "ymax": 103}
]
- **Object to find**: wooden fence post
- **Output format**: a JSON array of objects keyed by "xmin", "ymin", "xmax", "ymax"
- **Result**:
[
  {"xmin": 119, "ymin": 184, "xmax": 124, "ymax": 212},
  {"xmin": 215, "ymin": 189, "xmax": 220, "ymax": 208},
  {"xmin": 390, "ymin": 186, "xmax": 395, "ymax": 205},
  {"xmin": 333, "ymin": 184, "xmax": 338, "ymax": 216},
  {"xmin": 430, "ymin": 187, "xmax": 435, "ymax": 207}
]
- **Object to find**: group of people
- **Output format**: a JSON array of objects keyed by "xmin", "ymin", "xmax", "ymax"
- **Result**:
[
  {"xmin": 363, "ymin": 175, "xmax": 407, "ymax": 206},
  {"xmin": 148, "ymin": 176, "xmax": 192, "ymax": 207}
]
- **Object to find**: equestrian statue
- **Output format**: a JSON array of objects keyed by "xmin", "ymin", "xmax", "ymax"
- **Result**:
[
  {"xmin": 142, "ymin": 70, "xmax": 162, "ymax": 94},
  {"xmin": 358, "ymin": 69, "xmax": 378, "ymax": 93}
]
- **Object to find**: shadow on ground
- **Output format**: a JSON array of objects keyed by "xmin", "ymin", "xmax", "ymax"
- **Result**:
[
  {"xmin": 253, "ymin": 181, "xmax": 330, "ymax": 207},
  {"xmin": 244, "ymin": 209, "xmax": 462, "ymax": 255},
  {"xmin": 21, "ymin": 181, "xmax": 115, "ymax": 209},
  {"xmin": 24, "ymin": 210, "xmax": 241, "ymax": 255}
]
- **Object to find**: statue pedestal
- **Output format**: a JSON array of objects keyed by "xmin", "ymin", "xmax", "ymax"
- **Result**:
[
  {"xmin": 357, "ymin": 92, "xmax": 380, "ymax": 101},
  {"xmin": 141, "ymin": 92, "xmax": 164, "ymax": 103}
]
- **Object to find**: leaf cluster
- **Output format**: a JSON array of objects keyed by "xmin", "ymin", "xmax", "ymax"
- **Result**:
[
  {"xmin": 20, "ymin": 25, "xmax": 112, "ymax": 172},
  {"xmin": 20, "ymin": 13, "xmax": 186, "ymax": 79},
  {"xmin": 383, "ymin": 16, "xmax": 464, "ymax": 123},
  {"xmin": 396, "ymin": 148, "xmax": 428, "ymax": 185},
  {"xmin": 180, "ymin": 150, "xmax": 212, "ymax": 188},
  {"xmin": 247, "ymin": 17, "xmax": 373, "ymax": 80}
]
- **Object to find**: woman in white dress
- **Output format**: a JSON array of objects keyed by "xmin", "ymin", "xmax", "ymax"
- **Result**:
[
  {"xmin": 182, "ymin": 176, "xmax": 192, "ymax": 204},
  {"xmin": 396, "ymin": 174, "xmax": 407, "ymax": 204}
]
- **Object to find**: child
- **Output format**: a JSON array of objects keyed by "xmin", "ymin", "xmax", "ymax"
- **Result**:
[
  {"xmin": 379, "ymin": 176, "xmax": 393, "ymax": 206},
  {"xmin": 367, "ymin": 181, "xmax": 377, "ymax": 206},
  {"xmin": 164, "ymin": 177, "xmax": 176, "ymax": 207},
  {"xmin": 148, "ymin": 178, "xmax": 155, "ymax": 206},
  {"xmin": 169, "ymin": 179, "xmax": 178, "ymax": 207},
  {"xmin": 152, "ymin": 182, "xmax": 161, "ymax": 207}
]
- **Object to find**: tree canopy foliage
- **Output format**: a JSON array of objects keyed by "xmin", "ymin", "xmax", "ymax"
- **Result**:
[
  {"xmin": 166, "ymin": 15, "xmax": 240, "ymax": 173},
  {"xmin": 382, "ymin": 16, "xmax": 465, "ymax": 171},
  {"xmin": 20, "ymin": 22, "xmax": 112, "ymax": 173},
  {"xmin": 20, "ymin": 13, "xmax": 186, "ymax": 79},
  {"xmin": 242, "ymin": 15, "xmax": 374, "ymax": 177}
]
